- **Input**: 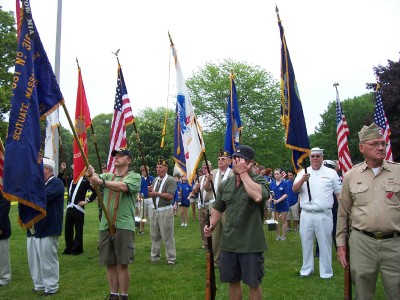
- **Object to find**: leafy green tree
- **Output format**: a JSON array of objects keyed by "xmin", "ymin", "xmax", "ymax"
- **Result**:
[
  {"xmin": 366, "ymin": 55, "xmax": 400, "ymax": 161},
  {"xmin": 186, "ymin": 59, "xmax": 290, "ymax": 169},
  {"xmin": 86, "ymin": 113, "xmax": 113, "ymax": 169},
  {"xmin": 0, "ymin": 9, "xmax": 17, "ymax": 138},
  {"xmin": 128, "ymin": 107, "xmax": 175, "ymax": 174},
  {"xmin": 309, "ymin": 93, "xmax": 374, "ymax": 164},
  {"xmin": 58, "ymin": 124, "xmax": 73, "ymax": 168}
]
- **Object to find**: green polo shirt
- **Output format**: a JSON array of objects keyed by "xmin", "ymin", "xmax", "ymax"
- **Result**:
[
  {"xmin": 213, "ymin": 172, "xmax": 269, "ymax": 253},
  {"xmin": 99, "ymin": 171, "xmax": 141, "ymax": 231}
]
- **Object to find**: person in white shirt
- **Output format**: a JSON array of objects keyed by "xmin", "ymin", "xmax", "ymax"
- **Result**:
[{"xmin": 293, "ymin": 147, "xmax": 342, "ymax": 279}]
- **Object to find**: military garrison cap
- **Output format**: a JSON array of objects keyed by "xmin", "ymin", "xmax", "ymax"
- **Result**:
[{"xmin": 358, "ymin": 123, "xmax": 384, "ymax": 142}]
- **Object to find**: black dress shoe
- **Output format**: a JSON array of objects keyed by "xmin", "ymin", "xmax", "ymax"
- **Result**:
[{"xmin": 62, "ymin": 250, "xmax": 71, "ymax": 255}]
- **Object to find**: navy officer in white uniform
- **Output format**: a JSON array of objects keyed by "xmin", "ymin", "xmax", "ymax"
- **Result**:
[{"xmin": 293, "ymin": 147, "xmax": 342, "ymax": 278}]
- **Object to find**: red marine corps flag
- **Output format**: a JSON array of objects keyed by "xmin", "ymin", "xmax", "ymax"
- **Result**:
[{"xmin": 73, "ymin": 64, "xmax": 92, "ymax": 182}]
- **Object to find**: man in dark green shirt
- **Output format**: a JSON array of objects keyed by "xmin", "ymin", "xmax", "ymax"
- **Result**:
[{"xmin": 204, "ymin": 145, "xmax": 269, "ymax": 300}]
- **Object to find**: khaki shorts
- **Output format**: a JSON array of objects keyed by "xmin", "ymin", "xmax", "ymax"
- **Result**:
[
  {"xmin": 99, "ymin": 229, "xmax": 135, "ymax": 266},
  {"xmin": 287, "ymin": 202, "xmax": 300, "ymax": 221}
]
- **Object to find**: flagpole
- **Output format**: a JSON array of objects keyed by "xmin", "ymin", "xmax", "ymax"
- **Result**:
[
  {"xmin": 60, "ymin": 102, "xmax": 115, "ymax": 234},
  {"xmin": 52, "ymin": 0, "xmax": 63, "ymax": 175},
  {"xmin": 160, "ymin": 32, "xmax": 174, "ymax": 148}
]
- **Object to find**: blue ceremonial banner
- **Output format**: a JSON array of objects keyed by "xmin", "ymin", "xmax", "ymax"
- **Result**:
[
  {"xmin": 277, "ymin": 10, "xmax": 310, "ymax": 173},
  {"xmin": 224, "ymin": 73, "xmax": 242, "ymax": 156},
  {"xmin": 3, "ymin": 0, "xmax": 64, "ymax": 228},
  {"xmin": 173, "ymin": 105, "xmax": 187, "ymax": 175}
]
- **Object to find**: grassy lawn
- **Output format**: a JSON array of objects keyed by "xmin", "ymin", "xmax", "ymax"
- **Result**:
[{"xmin": 0, "ymin": 200, "xmax": 385, "ymax": 299}]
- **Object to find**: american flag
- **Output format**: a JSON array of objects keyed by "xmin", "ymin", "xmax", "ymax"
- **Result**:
[
  {"xmin": 106, "ymin": 65, "xmax": 134, "ymax": 173},
  {"xmin": 374, "ymin": 84, "xmax": 393, "ymax": 161},
  {"xmin": 335, "ymin": 84, "xmax": 352, "ymax": 173}
]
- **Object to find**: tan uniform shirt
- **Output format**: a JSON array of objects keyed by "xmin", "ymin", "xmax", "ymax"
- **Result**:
[{"xmin": 336, "ymin": 160, "xmax": 400, "ymax": 247}]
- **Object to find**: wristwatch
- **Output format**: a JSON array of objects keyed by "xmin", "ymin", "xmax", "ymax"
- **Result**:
[{"xmin": 101, "ymin": 178, "xmax": 106, "ymax": 188}]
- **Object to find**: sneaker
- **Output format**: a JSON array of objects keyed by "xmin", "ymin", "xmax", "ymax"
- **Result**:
[
  {"xmin": 104, "ymin": 294, "xmax": 120, "ymax": 300},
  {"xmin": 139, "ymin": 231, "xmax": 144, "ymax": 235},
  {"xmin": 281, "ymin": 237, "xmax": 286, "ymax": 241},
  {"xmin": 167, "ymin": 260, "xmax": 176, "ymax": 266},
  {"xmin": 276, "ymin": 236, "xmax": 281, "ymax": 241},
  {"xmin": 184, "ymin": 223, "xmax": 188, "ymax": 227},
  {"xmin": 180, "ymin": 223, "xmax": 184, "ymax": 227}
]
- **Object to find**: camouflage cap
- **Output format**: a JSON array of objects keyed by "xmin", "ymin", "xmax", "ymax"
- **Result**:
[{"xmin": 358, "ymin": 123, "xmax": 384, "ymax": 142}]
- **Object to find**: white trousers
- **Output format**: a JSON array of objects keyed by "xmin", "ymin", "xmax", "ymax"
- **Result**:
[
  {"xmin": 0, "ymin": 238, "xmax": 11, "ymax": 285},
  {"xmin": 27, "ymin": 236, "xmax": 59, "ymax": 293},
  {"xmin": 299, "ymin": 210, "xmax": 333, "ymax": 278}
]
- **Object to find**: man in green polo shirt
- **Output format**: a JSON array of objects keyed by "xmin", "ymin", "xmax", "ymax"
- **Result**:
[
  {"xmin": 86, "ymin": 148, "xmax": 141, "ymax": 300},
  {"xmin": 204, "ymin": 145, "xmax": 269, "ymax": 299}
]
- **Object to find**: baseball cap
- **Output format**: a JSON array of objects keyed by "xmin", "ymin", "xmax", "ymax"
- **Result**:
[
  {"xmin": 111, "ymin": 148, "xmax": 133, "ymax": 159},
  {"xmin": 232, "ymin": 145, "xmax": 255, "ymax": 160}
]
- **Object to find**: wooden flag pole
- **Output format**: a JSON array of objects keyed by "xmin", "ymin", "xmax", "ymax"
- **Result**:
[{"xmin": 60, "ymin": 102, "xmax": 115, "ymax": 234}]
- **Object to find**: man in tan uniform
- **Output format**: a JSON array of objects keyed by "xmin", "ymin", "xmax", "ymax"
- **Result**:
[
  {"xmin": 336, "ymin": 123, "xmax": 400, "ymax": 300},
  {"xmin": 204, "ymin": 150, "xmax": 234, "ymax": 267},
  {"xmin": 192, "ymin": 160, "xmax": 214, "ymax": 249}
]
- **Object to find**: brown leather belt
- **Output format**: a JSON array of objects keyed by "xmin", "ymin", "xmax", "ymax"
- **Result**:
[{"xmin": 354, "ymin": 228, "xmax": 399, "ymax": 240}]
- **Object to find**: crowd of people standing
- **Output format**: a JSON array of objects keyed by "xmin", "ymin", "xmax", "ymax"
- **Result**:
[{"xmin": 1, "ymin": 122, "xmax": 398, "ymax": 299}]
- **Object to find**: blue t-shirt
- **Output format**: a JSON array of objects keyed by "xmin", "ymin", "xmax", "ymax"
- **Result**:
[
  {"xmin": 286, "ymin": 180, "xmax": 299, "ymax": 206},
  {"xmin": 177, "ymin": 181, "xmax": 192, "ymax": 206},
  {"xmin": 270, "ymin": 180, "xmax": 289, "ymax": 212},
  {"xmin": 140, "ymin": 175, "xmax": 154, "ymax": 198}
]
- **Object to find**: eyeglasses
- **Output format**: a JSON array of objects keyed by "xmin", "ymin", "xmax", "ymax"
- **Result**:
[
  {"xmin": 217, "ymin": 157, "xmax": 229, "ymax": 161},
  {"xmin": 362, "ymin": 141, "xmax": 387, "ymax": 148},
  {"xmin": 310, "ymin": 155, "xmax": 321, "ymax": 158}
]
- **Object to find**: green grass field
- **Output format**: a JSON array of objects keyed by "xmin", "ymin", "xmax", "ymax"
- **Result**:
[{"xmin": 0, "ymin": 201, "xmax": 385, "ymax": 299}]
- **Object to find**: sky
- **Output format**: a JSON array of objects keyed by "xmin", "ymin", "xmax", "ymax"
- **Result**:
[{"xmin": 1, "ymin": 0, "xmax": 400, "ymax": 134}]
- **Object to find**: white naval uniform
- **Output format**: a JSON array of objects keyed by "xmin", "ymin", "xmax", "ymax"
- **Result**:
[{"xmin": 295, "ymin": 165, "xmax": 341, "ymax": 278}]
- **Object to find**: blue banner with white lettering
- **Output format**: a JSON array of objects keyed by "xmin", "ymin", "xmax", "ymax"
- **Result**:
[{"xmin": 3, "ymin": 0, "xmax": 64, "ymax": 228}]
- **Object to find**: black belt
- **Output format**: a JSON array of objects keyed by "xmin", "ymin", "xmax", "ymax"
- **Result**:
[{"xmin": 354, "ymin": 228, "xmax": 399, "ymax": 240}]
